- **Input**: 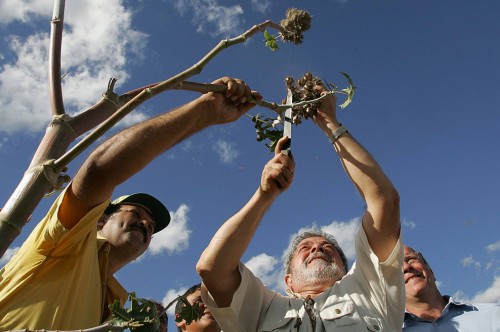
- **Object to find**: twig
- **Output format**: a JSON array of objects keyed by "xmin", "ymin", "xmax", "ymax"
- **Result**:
[{"xmin": 53, "ymin": 20, "xmax": 289, "ymax": 170}]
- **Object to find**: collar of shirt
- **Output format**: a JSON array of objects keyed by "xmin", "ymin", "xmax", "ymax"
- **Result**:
[{"xmin": 404, "ymin": 295, "xmax": 478, "ymax": 323}]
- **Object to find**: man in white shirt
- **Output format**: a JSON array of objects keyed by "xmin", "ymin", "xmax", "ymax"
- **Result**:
[{"xmin": 196, "ymin": 84, "xmax": 404, "ymax": 331}]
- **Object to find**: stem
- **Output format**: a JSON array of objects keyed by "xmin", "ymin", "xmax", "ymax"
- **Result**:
[
  {"xmin": 9, "ymin": 323, "xmax": 125, "ymax": 332},
  {"xmin": 244, "ymin": 113, "xmax": 276, "ymax": 126},
  {"xmin": 177, "ymin": 81, "xmax": 337, "ymax": 113},
  {"xmin": 48, "ymin": 0, "xmax": 66, "ymax": 116},
  {"xmin": 54, "ymin": 20, "xmax": 286, "ymax": 169}
]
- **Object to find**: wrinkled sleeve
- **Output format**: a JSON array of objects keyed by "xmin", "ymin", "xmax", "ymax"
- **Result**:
[
  {"xmin": 351, "ymin": 226, "xmax": 404, "ymax": 331},
  {"xmin": 201, "ymin": 263, "xmax": 276, "ymax": 332}
]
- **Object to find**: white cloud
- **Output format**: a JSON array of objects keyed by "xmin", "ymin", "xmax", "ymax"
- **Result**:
[
  {"xmin": 162, "ymin": 286, "xmax": 189, "ymax": 315},
  {"xmin": 486, "ymin": 240, "xmax": 500, "ymax": 253},
  {"xmin": 169, "ymin": 0, "xmax": 244, "ymax": 37},
  {"xmin": 0, "ymin": 246, "xmax": 19, "ymax": 266},
  {"xmin": 251, "ymin": 0, "xmax": 271, "ymax": 14},
  {"xmin": 148, "ymin": 204, "xmax": 192, "ymax": 255},
  {"xmin": 181, "ymin": 140, "xmax": 193, "ymax": 151},
  {"xmin": 0, "ymin": 0, "xmax": 53, "ymax": 24},
  {"xmin": 0, "ymin": 0, "xmax": 149, "ymax": 134},
  {"xmin": 0, "ymin": 137, "xmax": 8, "ymax": 151},
  {"xmin": 461, "ymin": 255, "xmax": 481, "ymax": 271},
  {"xmin": 213, "ymin": 139, "xmax": 239, "ymax": 163},
  {"xmin": 471, "ymin": 276, "xmax": 500, "ymax": 303},
  {"xmin": 454, "ymin": 276, "xmax": 500, "ymax": 304},
  {"xmin": 321, "ymin": 218, "xmax": 360, "ymax": 261},
  {"xmin": 246, "ymin": 253, "xmax": 284, "ymax": 291},
  {"xmin": 402, "ymin": 218, "xmax": 416, "ymax": 229}
]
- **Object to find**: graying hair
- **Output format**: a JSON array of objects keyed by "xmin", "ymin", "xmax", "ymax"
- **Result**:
[{"xmin": 283, "ymin": 228, "xmax": 349, "ymax": 275}]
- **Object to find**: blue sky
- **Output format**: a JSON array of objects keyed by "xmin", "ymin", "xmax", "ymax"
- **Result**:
[{"xmin": 1, "ymin": 0, "xmax": 499, "ymax": 330}]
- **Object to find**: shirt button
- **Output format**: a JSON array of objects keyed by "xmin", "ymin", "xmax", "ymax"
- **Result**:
[{"xmin": 335, "ymin": 309, "xmax": 341, "ymax": 314}]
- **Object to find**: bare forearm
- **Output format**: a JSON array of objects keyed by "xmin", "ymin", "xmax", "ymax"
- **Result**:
[
  {"xmin": 333, "ymin": 133, "xmax": 396, "ymax": 203},
  {"xmin": 74, "ymin": 96, "xmax": 213, "ymax": 205},
  {"xmin": 197, "ymin": 188, "xmax": 277, "ymax": 306},
  {"xmin": 327, "ymin": 125, "xmax": 400, "ymax": 258}
]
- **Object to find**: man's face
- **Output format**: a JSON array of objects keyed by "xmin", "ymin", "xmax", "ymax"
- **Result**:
[
  {"xmin": 403, "ymin": 246, "xmax": 436, "ymax": 297},
  {"xmin": 98, "ymin": 204, "xmax": 155, "ymax": 259},
  {"xmin": 177, "ymin": 289, "xmax": 220, "ymax": 332},
  {"xmin": 286, "ymin": 236, "xmax": 346, "ymax": 291}
]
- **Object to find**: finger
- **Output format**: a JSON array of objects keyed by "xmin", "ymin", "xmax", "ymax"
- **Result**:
[
  {"xmin": 274, "ymin": 173, "xmax": 291, "ymax": 190},
  {"xmin": 282, "ymin": 162, "xmax": 295, "ymax": 180},
  {"xmin": 225, "ymin": 78, "xmax": 237, "ymax": 98},
  {"xmin": 274, "ymin": 136, "xmax": 291, "ymax": 156},
  {"xmin": 234, "ymin": 81, "xmax": 250, "ymax": 103}
]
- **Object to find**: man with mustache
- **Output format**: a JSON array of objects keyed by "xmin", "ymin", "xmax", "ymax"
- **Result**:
[
  {"xmin": 175, "ymin": 283, "xmax": 221, "ymax": 332},
  {"xmin": 197, "ymin": 84, "xmax": 404, "ymax": 331},
  {"xmin": 0, "ymin": 77, "xmax": 258, "ymax": 331},
  {"xmin": 403, "ymin": 245, "xmax": 500, "ymax": 331}
]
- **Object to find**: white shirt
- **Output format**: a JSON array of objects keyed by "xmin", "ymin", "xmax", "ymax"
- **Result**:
[{"xmin": 202, "ymin": 227, "xmax": 404, "ymax": 331}]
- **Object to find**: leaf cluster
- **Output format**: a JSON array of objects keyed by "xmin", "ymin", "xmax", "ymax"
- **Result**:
[
  {"xmin": 173, "ymin": 295, "xmax": 201, "ymax": 325},
  {"xmin": 107, "ymin": 292, "xmax": 203, "ymax": 332},
  {"xmin": 252, "ymin": 72, "xmax": 356, "ymax": 152},
  {"xmin": 108, "ymin": 293, "xmax": 160, "ymax": 332},
  {"xmin": 263, "ymin": 8, "xmax": 312, "ymax": 51}
]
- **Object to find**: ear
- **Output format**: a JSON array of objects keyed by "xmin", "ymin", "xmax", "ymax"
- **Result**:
[
  {"xmin": 97, "ymin": 213, "xmax": 108, "ymax": 231},
  {"xmin": 176, "ymin": 320, "xmax": 187, "ymax": 331},
  {"xmin": 285, "ymin": 274, "xmax": 293, "ymax": 289}
]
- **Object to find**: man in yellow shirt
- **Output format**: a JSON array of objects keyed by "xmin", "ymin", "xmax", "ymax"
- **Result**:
[{"xmin": 0, "ymin": 77, "xmax": 258, "ymax": 330}]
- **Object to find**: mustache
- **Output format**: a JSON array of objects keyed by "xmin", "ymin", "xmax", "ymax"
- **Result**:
[
  {"xmin": 305, "ymin": 252, "xmax": 333, "ymax": 265},
  {"xmin": 129, "ymin": 223, "xmax": 148, "ymax": 242}
]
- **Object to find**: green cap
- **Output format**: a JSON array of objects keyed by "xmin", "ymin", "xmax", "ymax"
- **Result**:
[{"xmin": 110, "ymin": 193, "xmax": 170, "ymax": 233}]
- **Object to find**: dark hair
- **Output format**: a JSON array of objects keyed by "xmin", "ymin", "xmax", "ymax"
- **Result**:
[
  {"xmin": 174, "ymin": 283, "xmax": 201, "ymax": 315},
  {"xmin": 97, "ymin": 204, "xmax": 121, "ymax": 229},
  {"xmin": 150, "ymin": 300, "xmax": 168, "ymax": 325},
  {"xmin": 104, "ymin": 204, "xmax": 121, "ymax": 216},
  {"xmin": 175, "ymin": 283, "xmax": 202, "ymax": 331}
]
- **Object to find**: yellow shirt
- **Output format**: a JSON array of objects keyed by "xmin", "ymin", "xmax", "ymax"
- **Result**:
[{"xmin": 0, "ymin": 189, "xmax": 128, "ymax": 330}]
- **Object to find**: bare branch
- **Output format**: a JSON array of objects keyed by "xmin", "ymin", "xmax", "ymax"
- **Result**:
[{"xmin": 48, "ymin": 0, "xmax": 66, "ymax": 116}]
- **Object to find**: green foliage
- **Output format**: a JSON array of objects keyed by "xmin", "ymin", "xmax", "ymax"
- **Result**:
[
  {"xmin": 338, "ymin": 72, "xmax": 355, "ymax": 109},
  {"xmin": 108, "ymin": 293, "xmax": 160, "ymax": 332},
  {"xmin": 252, "ymin": 113, "xmax": 284, "ymax": 152},
  {"xmin": 174, "ymin": 296, "xmax": 200, "ymax": 325},
  {"xmin": 264, "ymin": 30, "xmax": 279, "ymax": 51},
  {"xmin": 251, "ymin": 73, "xmax": 356, "ymax": 152},
  {"xmin": 107, "ymin": 292, "xmax": 204, "ymax": 331}
]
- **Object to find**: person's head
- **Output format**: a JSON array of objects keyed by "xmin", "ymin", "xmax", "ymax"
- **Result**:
[
  {"xmin": 175, "ymin": 284, "xmax": 220, "ymax": 332},
  {"xmin": 97, "ymin": 193, "xmax": 170, "ymax": 260},
  {"xmin": 403, "ymin": 245, "xmax": 440, "ymax": 299},
  {"xmin": 284, "ymin": 229, "xmax": 348, "ymax": 293},
  {"xmin": 150, "ymin": 300, "xmax": 168, "ymax": 332}
]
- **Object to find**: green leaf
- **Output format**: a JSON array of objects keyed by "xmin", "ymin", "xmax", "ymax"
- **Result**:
[
  {"xmin": 264, "ymin": 30, "xmax": 279, "ymax": 51},
  {"xmin": 174, "ymin": 296, "xmax": 201, "ymax": 325},
  {"xmin": 339, "ymin": 72, "xmax": 355, "ymax": 109},
  {"xmin": 108, "ymin": 292, "xmax": 160, "ymax": 332}
]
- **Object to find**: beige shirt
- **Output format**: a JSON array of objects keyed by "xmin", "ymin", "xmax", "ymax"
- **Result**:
[{"xmin": 202, "ymin": 227, "xmax": 404, "ymax": 331}]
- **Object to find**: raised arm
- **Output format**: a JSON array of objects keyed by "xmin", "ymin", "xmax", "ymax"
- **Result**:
[
  {"xmin": 314, "ymin": 86, "xmax": 400, "ymax": 261},
  {"xmin": 60, "ymin": 77, "xmax": 258, "ymax": 229},
  {"xmin": 197, "ymin": 137, "xmax": 295, "ymax": 307}
]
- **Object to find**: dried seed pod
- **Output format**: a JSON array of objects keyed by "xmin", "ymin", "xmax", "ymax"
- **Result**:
[{"xmin": 280, "ymin": 8, "xmax": 312, "ymax": 45}]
